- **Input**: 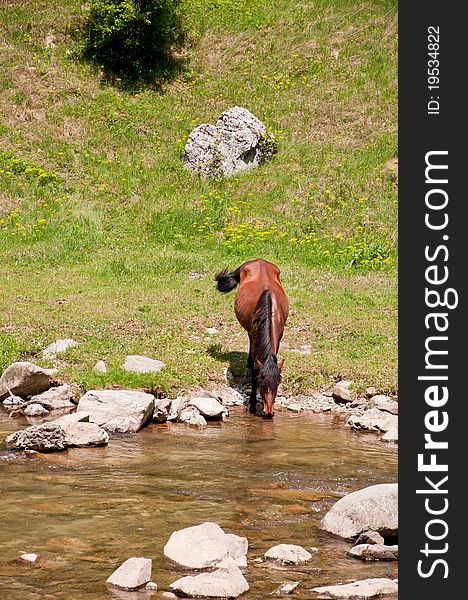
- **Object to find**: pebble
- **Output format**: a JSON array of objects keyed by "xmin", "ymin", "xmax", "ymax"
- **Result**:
[
  {"xmin": 93, "ymin": 360, "xmax": 107, "ymax": 374},
  {"xmin": 20, "ymin": 553, "xmax": 38, "ymax": 563},
  {"xmin": 272, "ymin": 581, "xmax": 300, "ymax": 595},
  {"xmin": 146, "ymin": 581, "xmax": 158, "ymax": 590}
]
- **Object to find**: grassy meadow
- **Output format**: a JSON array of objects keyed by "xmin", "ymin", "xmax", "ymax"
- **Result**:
[{"xmin": 0, "ymin": 0, "xmax": 398, "ymax": 396}]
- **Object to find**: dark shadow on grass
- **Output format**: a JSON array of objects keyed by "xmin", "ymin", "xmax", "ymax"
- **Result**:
[
  {"xmin": 207, "ymin": 343, "xmax": 252, "ymax": 402},
  {"xmin": 207, "ymin": 344, "xmax": 248, "ymax": 378},
  {"xmin": 95, "ymin": 53, "xmax": 187, "ymax": 93}
]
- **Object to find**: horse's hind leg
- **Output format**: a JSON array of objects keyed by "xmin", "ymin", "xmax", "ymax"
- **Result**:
[{"xmin": 245, "ymin": 334, "xmax": 253, "ymax": 376}]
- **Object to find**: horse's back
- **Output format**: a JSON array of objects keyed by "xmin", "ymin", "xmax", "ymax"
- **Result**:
[{"xmin": 235, "ymin": 259, "xmax": 288, "ymax": 331}]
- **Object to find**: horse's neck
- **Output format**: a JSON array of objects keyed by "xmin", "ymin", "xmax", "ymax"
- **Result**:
[{"xmin": 269, "ymin": 294, "xmax": 280, "ymax": 354}]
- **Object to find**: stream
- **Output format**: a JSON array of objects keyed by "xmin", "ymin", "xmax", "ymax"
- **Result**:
[{"xmin": 0, "ymin": 407, "xmax": 397, "ymax": 599}]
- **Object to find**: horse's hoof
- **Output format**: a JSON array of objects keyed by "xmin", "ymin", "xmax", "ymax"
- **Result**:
[
  {"xmin": 262, "ymin": 411, "xmax": 275, "ymax": 419},
  {"xmin": 255, "ymin": 402, "xmax": 264, "ymax": 417}
]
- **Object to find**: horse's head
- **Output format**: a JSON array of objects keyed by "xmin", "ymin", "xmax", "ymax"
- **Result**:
[{"xmin": 256, "ymin": 357, "xmax": 284, "ymax": 417}]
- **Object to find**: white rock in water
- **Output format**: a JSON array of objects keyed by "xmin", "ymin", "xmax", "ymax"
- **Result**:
[
  {"xmin": 347, "ymin": 409, "xmax": 398, "ymax": 433},
  {"xmin": 63, "ymin": 422, "xmax": 109, "ymax": 447},
  {"xmin": 188, "ymin": 396, "xmax": 228, "ymax": 419},
  {"xmin": 382, "ymin": 428, "xmax": 398, "ymax": 443},
  {"xmin": 24, "ymin": 403, "xmax": 49, "ymax": 417},
  {"xmin": 42, "ymin": 339, "xmax": 78, "ymax": 356},
  {"xmin": 5, "ymin": 422, "xmax": 68, "ymax": 452},
  {"xmin": 320, "ymin": 483, "xmax": 398, "ymax": 540},
  {"xmin": 121, "ymin": 355, "xmax": 165, "ymax": 373},
  {"xmin": 272, "ymin": 581, "xmax": 300, "ymax": 594},
  {"xmin": 184, "ymin": 106, "xmax": 275, "ymax": 178},
  {"xmin": 77, "ymin": 389, "xmax": 155, "ymax": 433},
  {"xmin": 29, "ymin": 384, "xmax": 76, "ymax": 410},
  {"xmin": 145, "ymin": 581, "xmax": 158, "ymax": 590},
  {"xmin": 347, "ymin": 543, "xmax": 398, "ymax": 561},
  {"xmin": 170, "ymin": 557, "xmax": 249, "ymax": 598},
  {"xmin": 164, "ymin": 522, "xmax": 248, "ymax": 569},
  {"xmin": 93, "ymin": 360, "xmax": 107, "ymax": 374},
  {"xmin": 312, "ymin": 578, "xmax": 398, "ymax": 598},
  {"xmin": 0, "ymin": 361, "xmax": 53, "ymax": 402},
  {"xmin": 264, "ymin": 544, "xmax": 314, "ymax": 565},
  {"xmin": 106, "ymin": 557, "xmax": 152, "ymax": 590},
  {"xmin": 3, "ymin": 395, "xmax": 24, "ymax": 406},
  {"xmin": 20, "ymin": 553, "xmax": 38, "ymax": 563}
]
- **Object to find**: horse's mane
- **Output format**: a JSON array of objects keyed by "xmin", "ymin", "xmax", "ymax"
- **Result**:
[{"xmin": 253, "ymin": 289, "xmax": 281, "ymax": 392}]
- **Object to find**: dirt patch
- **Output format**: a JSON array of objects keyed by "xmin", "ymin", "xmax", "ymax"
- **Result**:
[{"xmin": 0, "ymin": 193, "xmax": 22, "ymax": 214}]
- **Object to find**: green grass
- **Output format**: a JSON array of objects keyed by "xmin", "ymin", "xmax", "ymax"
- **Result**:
[{"xmin": 0, "ymin": 0, "xmax": 398, "ymax": 395}]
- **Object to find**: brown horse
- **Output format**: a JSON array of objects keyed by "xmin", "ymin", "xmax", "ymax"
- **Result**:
[{"xmin": 215, "ymin": 259, "xmax": 289, "ymax": 417}]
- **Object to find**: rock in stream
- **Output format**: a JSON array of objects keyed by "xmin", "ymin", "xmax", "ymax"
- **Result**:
[
  {"xmin": 320, "ymin": 483, "xmax": 398, "ymax": 541},
  {"xmin": 164, "ymin": 522, "xmax": 248, "ymax": 569}
]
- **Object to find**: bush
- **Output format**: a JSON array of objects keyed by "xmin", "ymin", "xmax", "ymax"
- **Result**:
[{"xmin": 82, "ymin": 0, "xmax": 186, "ymax": 81}]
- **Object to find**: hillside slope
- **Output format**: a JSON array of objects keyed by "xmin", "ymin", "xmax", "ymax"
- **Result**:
[{"xmin": 0, "ymin": 0, "xmax": 398, "ymax": 393}]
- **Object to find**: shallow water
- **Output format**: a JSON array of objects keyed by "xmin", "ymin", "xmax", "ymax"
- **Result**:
[{"xmin": 0, "ymin": 408, "xmax": 397, "ymax": 599}]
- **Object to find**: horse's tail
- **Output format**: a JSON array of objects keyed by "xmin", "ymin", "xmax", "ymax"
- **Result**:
[
  {"xmin": 253, "ymin": 288, "xmax": 273, "ymax": 362},
  {"xmin": 215, "ymin": 266, "xmax": 241, "ymax": 293},
  {"xmin": 253, "ymin": 289, "xmax": 282, "ymax": 390}
]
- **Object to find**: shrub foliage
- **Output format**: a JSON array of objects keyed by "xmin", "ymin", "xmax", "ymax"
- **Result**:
[{"xmin": 82, "ymin": 0, "xmax": 186, "ymax": 80}]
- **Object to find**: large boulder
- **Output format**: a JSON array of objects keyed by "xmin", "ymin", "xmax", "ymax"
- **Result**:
[
  {"xmin": 320, "ymin": 483, "xmax": 398, "ymax": 541},
  {"xmin": 164, "ymin": 522, "xmax": 248, "ymax": 569},
  {"xmin": 77, "ymin": 390, "xmax": 155, "ymax": 433},
  {"xmin": 169, "ymin": 558, "xmax": 249, "ymax": 598},
  {"xmin": 0, "ymin": 362, "xmax": 54, "ymax": 401},
  {"xmin": 106, "ymin": 557, "xmax": 152, "ymax": 590},
  {"xmin": 183, "ymin": 107, "xmax": 276, "ymax": 178},
  {"xmin": 4, "ymin": 415, "xmax": 108, "ymax": 451},
  {"xmin": 5, "ymin": 423, "xmax": 68, "ymax": 452},
  {"xmin": 312, "ymin": 578, "xmax": 398, "ymax": 599}
]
